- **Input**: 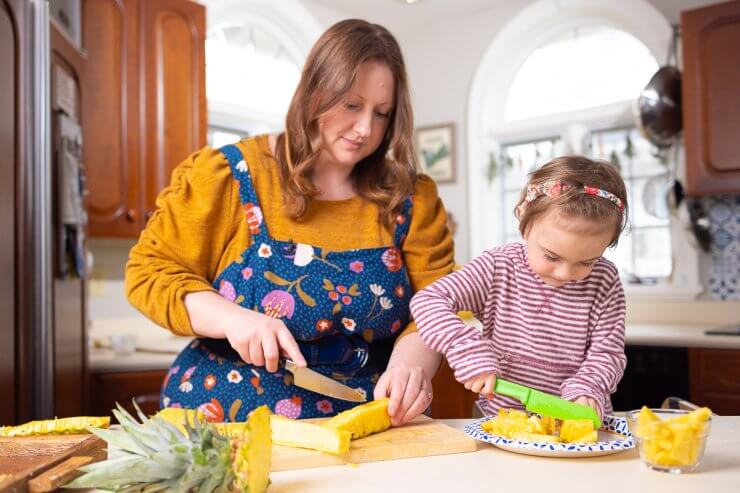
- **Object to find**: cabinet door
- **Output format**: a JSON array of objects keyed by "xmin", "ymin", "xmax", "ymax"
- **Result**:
[
  {"xmin": 140, "ymin": 0, "xmax": 206, "ymax": 222},
  {"xmin": 90, "ymin": 370, "xmax": 168, "ymax": 419},
  {"xmin": 682, "ymin": 0, "xmax": 740, "ymax": 195},
  {"xmin": 689, "ymin": 348, "xmax": 740, "ymax": 415},
  {"xmin": 430, "ymin": 361, "xmax": 477, "ymax": 419},
  {"xmin": 83, "ymin": 0, "xmax": 141, "ymax": 237}
]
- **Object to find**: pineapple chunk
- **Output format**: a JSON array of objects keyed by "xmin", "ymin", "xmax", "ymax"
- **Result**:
[
  {"xmin": 559, "ymin": 419, "xmax": 598, "ymax": 444},
  {"xmin": 271, "ymin": 415, "xmax": 351, "ymax": 455},
  {"xmin": 0, "ymin": 416, "xmax": 110, "ymax": 437},
  {"xmin": 322, "ymin": 398, "xmax": 391, "ymax": 439},
  {"xmin": 633, "ymin": 405, "xmax": 712, "ymax": 467}
]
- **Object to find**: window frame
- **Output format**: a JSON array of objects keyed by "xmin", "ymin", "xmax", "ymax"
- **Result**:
[{"xmin": 466, "ymin": 0, "xmax": 702, "ymax": 300}]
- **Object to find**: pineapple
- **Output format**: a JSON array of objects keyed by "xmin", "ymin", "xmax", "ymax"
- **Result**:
[
  {"xmin": 322, "ymin": 398, "xmax": 391, "ymax": 439},
  {"xmin": 559, "ymin": 419, "xmax": 597, "ymax": 444},
  {"xmin": 64, "ymin": 403, "xmax": 271, "ymax": 493},
  {"xmin": 633, "ymin": 405, "xmax": 711, "ymax": 467},
  {"xmin": 154, "ymin": 408, "xmax": 351, "ymax": 455},
  {"xmin": 0, "ymin": 416, "xmax": 110, "ymax": 437},
  {"xmin": 271, "ymin": 415, "xmax": 351, "ymax": 455}
]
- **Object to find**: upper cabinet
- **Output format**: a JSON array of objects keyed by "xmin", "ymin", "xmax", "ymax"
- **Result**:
[
  {"xmin": 83, "ymin": 0, "xmax": 206, "ymax": 237},
  {"xmin": 682, "ymin": 0, "xmax": 740, "ymax": 196}
]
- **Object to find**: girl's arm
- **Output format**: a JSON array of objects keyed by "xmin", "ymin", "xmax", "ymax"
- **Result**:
[
  {"xmin": 410, "ymin": 252, "xmax": 499, "ymax": 383},
  {"xmin": 560, "ymin": 274, "xmax": 627, "ymax": 418}
]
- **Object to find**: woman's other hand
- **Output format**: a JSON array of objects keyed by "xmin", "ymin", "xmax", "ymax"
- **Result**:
[{"xmin": 374, "ymin": 365, "xmax": 434, "ymax": 426}]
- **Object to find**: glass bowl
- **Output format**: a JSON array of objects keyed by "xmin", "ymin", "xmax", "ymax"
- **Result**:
[{"xmin": 626, "ymin": 408, "xmax": 711, "ymax": 474}]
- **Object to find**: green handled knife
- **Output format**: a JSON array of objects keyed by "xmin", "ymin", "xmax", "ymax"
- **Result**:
[{"xmin": 494, "ymin": 378, "xmax": 601, "ymax": 429}]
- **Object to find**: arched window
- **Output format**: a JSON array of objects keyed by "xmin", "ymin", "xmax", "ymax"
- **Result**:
[
  {"xmin": 202, "ymin": 0, "xmax": 321, "ymax": 145},
  {"xmin": 468, "ymin": 0, "xmax": 701, "ymax": 298}
]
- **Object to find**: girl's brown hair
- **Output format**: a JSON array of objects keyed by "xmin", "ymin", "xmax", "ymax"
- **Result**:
[
  {"xmin": 515, "ymin": 156, "xmax": 628, "ymax": 247},
  {"xmin": 273, "ymin": 19, "xmax": 417, "ymax": 228}
]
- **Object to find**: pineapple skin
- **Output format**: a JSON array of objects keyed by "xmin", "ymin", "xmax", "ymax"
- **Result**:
[
  {"xmin": 232, "ymin": 406, "xmax": 271, "ymax": 493},
  {"xmin": 323, "ymin": 398, "xmax": 391, "ymax": 439},
  {"xmin": 0, "ymin": 416, "xmax": 110, "ymax": 437}
]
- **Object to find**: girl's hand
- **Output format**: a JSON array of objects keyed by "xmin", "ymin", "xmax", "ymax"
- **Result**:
[
  {"xmin": 223, "ymin": 310, "xmax": 306, "ymax": 372},
  {"xmin": 374, "ymin": 365, "xmax": 434, "ymax": 427},
  {"xmin": 574, "ymin": 396, "xmax": 602, "ymax": 420},
  {"xmin": 463, "ymin": 372, "xmax": 497, "ymax": 399}
]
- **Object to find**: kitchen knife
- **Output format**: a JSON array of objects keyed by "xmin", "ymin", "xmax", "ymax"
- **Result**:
[
  {"xmin": 494, "ymin": 378, "xmax": 601, "ymax": 429},
  {"xmin": 283, "ymin": 359, "xmax": 367, "ymax": 402}
]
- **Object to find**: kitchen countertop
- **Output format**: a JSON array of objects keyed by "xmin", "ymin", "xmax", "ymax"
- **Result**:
[
  {"xmin": 88, "ymin": 317, "xmax": 740, "ymax": 373},
  {"xmin": 83, "ymin": 416, "xmax": 740, "ymax": 493}
]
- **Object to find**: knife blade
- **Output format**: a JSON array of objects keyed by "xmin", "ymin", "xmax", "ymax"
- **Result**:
[
  {"xmin": 283, "ymin": 360, "xmax": 367, "ymax": 402},
  {"xmin": 494, "ymin": 378, "xmax": 601, "ymax": 429}
]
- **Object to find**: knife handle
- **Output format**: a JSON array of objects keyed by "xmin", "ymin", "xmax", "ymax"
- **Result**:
[{"xmin": 494, "ymin": 378, "xmax": 531, "ymax": 405}]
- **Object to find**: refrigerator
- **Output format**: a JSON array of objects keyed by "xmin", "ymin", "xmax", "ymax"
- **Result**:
[{"xmin": 1, "ymin": 0, "xmax": 88, "ymax": 426}]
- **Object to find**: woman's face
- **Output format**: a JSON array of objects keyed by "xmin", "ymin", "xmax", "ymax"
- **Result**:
[{"xmin": 318, "ymin": 60, "xmax": 395, "ymax": 169}]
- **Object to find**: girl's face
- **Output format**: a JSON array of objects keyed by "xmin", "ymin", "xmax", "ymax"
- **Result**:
[
  {"xmin": 525, "ymin": 208, "xmax": 614, "ymax": 288},
  {"xmin": 317, "ymin": 60, "xmax": 395, "ymax": 169}
]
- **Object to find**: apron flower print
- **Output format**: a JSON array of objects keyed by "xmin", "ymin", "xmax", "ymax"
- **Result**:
[{"xmin": 160, "ymin": 144, "xmax": 415, "ymax": 421}]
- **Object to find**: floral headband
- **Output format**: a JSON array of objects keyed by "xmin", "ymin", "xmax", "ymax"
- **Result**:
[{"xmin": 522, "ymin": 180, "xmax": 625, "ymax": 212}]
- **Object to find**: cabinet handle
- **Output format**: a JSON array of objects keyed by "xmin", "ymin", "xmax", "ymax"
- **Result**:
[{"xmin": 125, "ymin": 209, "xmax": 137, "ymax": 222}]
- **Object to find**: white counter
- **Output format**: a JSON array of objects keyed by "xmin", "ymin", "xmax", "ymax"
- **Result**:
[
  {"xmin": 85, "ymin": 417, "xmax": 740, "ymax": 493},
  {"xmin": 268, "ymin": 417, "xmax": 740, "ymax": 493}
]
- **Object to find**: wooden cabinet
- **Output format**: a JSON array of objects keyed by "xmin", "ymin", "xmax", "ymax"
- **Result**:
[
  {"xmin": 83, "ymin": 0, "xmax": 206, "ymax": 237},
  {"xmin": 430, "ymin": 361, "xmax": 477, "ymax": 419},
  {"xmin": 682, "ymin": 0, "xmax": 740, "ymax": 195},
  {"xmin": 90, "ymin": 370, "xmax": 168, "ymax": 419},
  {"xmin": 689, "ymin": 348, "xmax": 740, "ymax": 415}
]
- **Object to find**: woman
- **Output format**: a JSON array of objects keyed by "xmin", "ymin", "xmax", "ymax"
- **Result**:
[{"xmin": 125, "ymin": 19, "xmax": 454, "ymax": 425}]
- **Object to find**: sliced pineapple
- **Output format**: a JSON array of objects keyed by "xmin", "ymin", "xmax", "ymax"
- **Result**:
[
  {"xmin": 271, "ymin": 415, "xmax": 351, "ymax": 454},
  {"xmin": 559, "ymin": 419, "xmax": 597, "ymax": 444},
  {"xmin": 232, "ymin": 406, "xmax": 271, "ymax": 493},
  {"xmin": 322, "ymin": 398, "xmax": 391, "ymax": 440},
  {"xmin": 0, "ymin": 416, "xmax": 110, "ymax": 437}
]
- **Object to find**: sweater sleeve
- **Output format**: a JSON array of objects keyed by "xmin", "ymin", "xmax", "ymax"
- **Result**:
[
  {"xmin": 124, "ymin": 146, "xmax": 240, "ymax": 336},
  {"xmin": 410, "ymin": 252, "xmax": 499, "ymax": 382},
  {"xmin": 395, "ymin": 175, "xmax": 455, "ymax": 341},
  {"xmin": 560, "ymin": 271, "xmax": 627, "ymax": 417}
]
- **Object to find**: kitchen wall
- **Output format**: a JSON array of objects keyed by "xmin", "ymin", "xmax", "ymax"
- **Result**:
[{"xmin": 89, "ymin": 0, "xmax": 740, "ymax": 326}]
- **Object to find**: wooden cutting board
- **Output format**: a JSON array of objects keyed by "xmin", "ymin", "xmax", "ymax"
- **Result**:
[
  {"xmin": 0, "ymin": 434, "xmax": 106, "ymax": 492},
  {"xmin": 272, "ymin": 417, "xmax": 477, "ymax": 471}
]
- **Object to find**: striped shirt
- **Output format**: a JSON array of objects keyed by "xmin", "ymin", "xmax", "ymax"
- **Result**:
[{"xmin": 411, "ymin": 242, "xmax": 626, "ymax": 418}]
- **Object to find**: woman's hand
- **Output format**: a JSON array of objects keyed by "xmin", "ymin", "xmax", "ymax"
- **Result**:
[
  {"xmin": 223, "ymin": 310, "xmax": 307, "ymax": 372},
  {"xmin": 463, "ymin": 372, "xmax": 497, "ymax": 399},
  {"xmin": 374, "ymin": 365, "xmax": 434, "ymax": 426},
  {"xmin": 574, "ymin": 396, "xmax": 602, "ymax": 420}
]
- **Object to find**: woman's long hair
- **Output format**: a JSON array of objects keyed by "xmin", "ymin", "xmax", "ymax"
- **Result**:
[{"xmin": 273, "ymin": 19, "xmax": 417, "ymax": 229}]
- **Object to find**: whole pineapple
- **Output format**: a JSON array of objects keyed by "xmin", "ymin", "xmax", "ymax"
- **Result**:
[{"xmin": 65, "ymin": 403, "xmax": 271, "ymax": 493}]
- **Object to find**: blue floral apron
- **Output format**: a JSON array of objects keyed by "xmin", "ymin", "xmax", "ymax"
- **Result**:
[{"xmin": 160, "ymin": 144, "xmax": 414, "ymax": 421}]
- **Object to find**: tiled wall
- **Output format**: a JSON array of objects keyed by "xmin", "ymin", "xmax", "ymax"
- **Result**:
[{"xmin": 704, "ymin": 195, "xmax": 740, "ymax": 301}]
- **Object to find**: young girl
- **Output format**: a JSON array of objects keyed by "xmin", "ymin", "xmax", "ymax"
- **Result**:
[{"xmin": 411, "ymin": 156, "xmax": 628, "ymax": 419}]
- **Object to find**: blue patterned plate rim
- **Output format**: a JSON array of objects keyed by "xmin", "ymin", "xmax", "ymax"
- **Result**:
[{"xmin": 464, "ymin": 414, "xmax": 634, "ymax": 453}]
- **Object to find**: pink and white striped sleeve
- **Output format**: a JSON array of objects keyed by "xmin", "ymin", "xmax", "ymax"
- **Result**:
[
  {"xmin": 410, "ymin": 252, "xmax": 499, "ymax": 383},
  {"xmin": 560, "ymin": 273, "xmax": 627, "ymax": 417}
]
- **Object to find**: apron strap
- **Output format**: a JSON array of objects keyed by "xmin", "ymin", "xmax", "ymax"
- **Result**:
[
  {"xmin": 392, "ymin": 196, "xmax": 413, "ymax": 248},
  {"xmin": 219, "ymin": 143, "xmax": 271, "ymax": 243}
]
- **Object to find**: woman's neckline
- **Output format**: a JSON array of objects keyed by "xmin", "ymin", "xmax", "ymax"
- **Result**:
[{"xmin": 259, "ymin": 133, "xmax": 361, "ymax": 205}]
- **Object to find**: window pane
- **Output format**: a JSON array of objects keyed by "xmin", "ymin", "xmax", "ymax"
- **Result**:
[
  {"xmin": 506, "ymin": 27, "xmax": 658, "ymax": 120},
  {"xmin": 604, "ymin": 237, "xmax": 633, "ymax": 277},
  {"xmin": 630, "ymin": 177, "xmax": 672, "ymax": 228},
  {"xmin": 500, "ymin": 137, "xmax": 562, "ymax": 191},
  {"xmin": 503, "ymin": 190, "xmax": 521, "ymax": 239},
  {"xmin": 632, "ymin": 227, "xmax": 672, "ymax": 278}
]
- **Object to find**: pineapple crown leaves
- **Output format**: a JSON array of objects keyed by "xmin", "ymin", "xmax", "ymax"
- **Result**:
[{"xmin": 64, "ymin": 401, "xmax": 237, "ymax": 493}]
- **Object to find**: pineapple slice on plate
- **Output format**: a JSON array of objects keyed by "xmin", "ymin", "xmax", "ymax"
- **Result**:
[
  {"xmin": 559, "ymin": 419, "xmax": 598, "ymax": 444},
  {"xmin": 322, "ymin": 398, "xmax": 391, "ymax": 439},
  {"xmin": 64, "ymin": 403, "xmax": 271, "ymax": 493},
  {"xmin": 0, "ymin": 416, "xmax": 110, "ymax": 437}
]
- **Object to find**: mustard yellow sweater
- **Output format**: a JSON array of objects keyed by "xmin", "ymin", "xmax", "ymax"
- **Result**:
[{"xmin": 125, "ymin": 135, "xmax": 455, "ymax": 337}]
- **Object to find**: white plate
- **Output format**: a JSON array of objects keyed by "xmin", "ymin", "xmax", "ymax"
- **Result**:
[{"xmin": 464, "ymin": 414, "xmax": 634, "ymax": 458}]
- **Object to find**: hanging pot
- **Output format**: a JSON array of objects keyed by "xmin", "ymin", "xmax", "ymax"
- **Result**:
[{"xmin": 635, "ymin": 65, "xmax": 682, "ymax": 149}]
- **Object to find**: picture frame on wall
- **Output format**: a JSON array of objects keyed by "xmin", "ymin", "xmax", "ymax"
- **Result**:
[{"xmin": 415, "ymin": 123, "xmax": 456, "ymax": 184}]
